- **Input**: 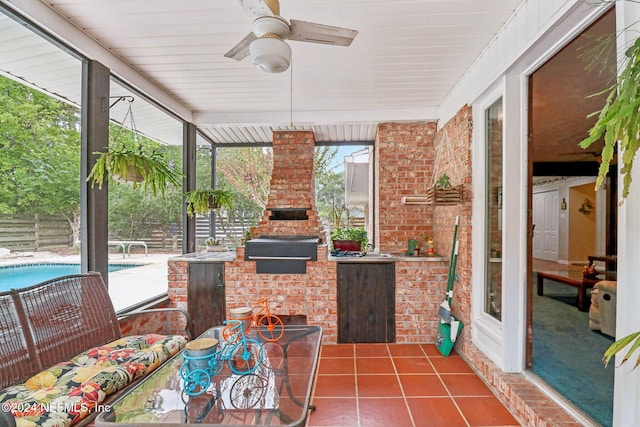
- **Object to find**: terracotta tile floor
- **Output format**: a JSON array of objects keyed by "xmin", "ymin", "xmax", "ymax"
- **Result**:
[{"xmin": 307, "ymin": 343, "xmax": 521, "ymax": 427}]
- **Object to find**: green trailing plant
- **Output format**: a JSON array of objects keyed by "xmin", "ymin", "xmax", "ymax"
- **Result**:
[
  {"xmin": 580, "ymin": 36, "xmax": 640, "ymax": 201},
  {"xmin": 330, "ymin": 227, "xmax": 368, "ymax": 247},
  {"xmin": 86, "ymin": 145, "xmax": 182, "ymax": 197},
  {"xmin": 184, "ymin": 188, "xmax": 234, "ymax": 218}
]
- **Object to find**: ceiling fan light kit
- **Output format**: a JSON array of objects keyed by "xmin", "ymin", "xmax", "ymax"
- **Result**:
[
  {"xmin": 226, "ymin": 0, "xmax": 358, "ymax": 73},
  {"xmin": 250, "ymin": 36, "xmax": 291, "ymax": 73}
]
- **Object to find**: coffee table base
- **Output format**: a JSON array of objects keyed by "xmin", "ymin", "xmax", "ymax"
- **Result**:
[{"xmin": 536, "ymin": 271, "xmax": 596, "ymax": 311}]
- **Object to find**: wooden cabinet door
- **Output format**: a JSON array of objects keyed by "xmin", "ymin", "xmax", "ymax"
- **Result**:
[
  {"xmin": 338, "ymin": 263, "xmax": 395, "ymax": 343},
  {"xmin": 188, "ymin": 263, "xmax": 226, "ymax": 337}
]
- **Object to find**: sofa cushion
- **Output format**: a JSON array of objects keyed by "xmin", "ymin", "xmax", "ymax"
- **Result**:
[{"xmin": 0, "ymin": 334, "xmax": 187, "ymax": 427}]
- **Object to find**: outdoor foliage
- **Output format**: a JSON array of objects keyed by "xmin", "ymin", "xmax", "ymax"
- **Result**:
[
  {"xmin": 0, "ymin": 73, "xmax": 360, "ymax": 248},
  {"xmin": 0, "ymin": 76, "xmax": 81, "ymax": 236}
]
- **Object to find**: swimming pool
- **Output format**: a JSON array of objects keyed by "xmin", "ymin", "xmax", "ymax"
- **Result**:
[{"xmin": 0, "ymin": 263, "xmax": 141, "ymax": 291}]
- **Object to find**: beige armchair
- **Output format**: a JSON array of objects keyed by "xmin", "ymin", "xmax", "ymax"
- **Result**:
[{"xmin": 589, "ymin": 280, "xmax": 617, "ymax": 337}]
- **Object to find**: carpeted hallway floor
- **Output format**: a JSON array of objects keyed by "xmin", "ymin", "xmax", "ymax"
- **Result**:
[{"xmin": 532, "ymin": 260, "xmax": 614, "ymax": 427}]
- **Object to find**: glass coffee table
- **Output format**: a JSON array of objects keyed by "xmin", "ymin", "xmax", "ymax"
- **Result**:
[{"xmin": 95, "ymin": 325, "xmax": 322, "ymax": 427}]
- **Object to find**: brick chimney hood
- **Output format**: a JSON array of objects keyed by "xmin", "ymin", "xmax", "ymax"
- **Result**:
[{"xmin": 251, "ymin": 130, "xmax": 325, "ymax": 242}]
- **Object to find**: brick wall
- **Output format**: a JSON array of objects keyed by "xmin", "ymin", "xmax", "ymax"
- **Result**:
[
  {"xmin": 375, "ymin": 122, "xmax": 437, "ymax": 253},
  {"xmin": 118, "ymin": 297, "xmax": 183, "ymax": 336},
  {"xmin": 395, "ymin": 260, "xmax": 449, "ymax": 342},
  {"xmin": 375, "ymin": 120, "xmax": 468, "ymax": 344},
  {"xmin": 431, "ymin": 105, "xmax": 473, "ymax": 351},
  {"xmin": 166, "ymin": 259, "xmax": 190, "ymax": 333},
  {"xmin": 224, "ymin": 245, "xmax": 339, "ymax": 342}
]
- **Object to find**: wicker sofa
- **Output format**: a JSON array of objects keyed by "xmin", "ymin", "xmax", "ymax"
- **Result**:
[{"xmin": 0, "ymin": 272, "xmax": 191, "ymax": 427}]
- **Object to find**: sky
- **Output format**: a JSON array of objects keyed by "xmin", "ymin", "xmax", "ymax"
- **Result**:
[{"xmin": 330, "ymin": 145, "xmax": 366, "ymax": 172}]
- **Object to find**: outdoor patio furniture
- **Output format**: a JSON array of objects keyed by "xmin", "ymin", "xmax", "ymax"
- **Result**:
[
  {"xmin": 95, "ymin": 325, "xmax": 323, "ymax": 427},
  {"xmin": 0, "ymin": 272, "xmax": 191, "ymax": 427}
]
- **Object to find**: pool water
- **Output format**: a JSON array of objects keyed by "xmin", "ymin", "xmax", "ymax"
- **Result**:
[{"xmin": 0, "ymin": 263, "xmax": 141, "ymax": 291}]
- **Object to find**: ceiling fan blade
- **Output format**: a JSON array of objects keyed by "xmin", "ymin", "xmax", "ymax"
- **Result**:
[
  {"xmin": 237, "ymin": 0, "xmax": 277, "ymax": 18},
  {"xmin": 224, "ymin": 32, "xmax": 257, "ymax": 61},
  {"xmin": 288, "ymin": 19, "xmax": 358, "ymax": 46}
]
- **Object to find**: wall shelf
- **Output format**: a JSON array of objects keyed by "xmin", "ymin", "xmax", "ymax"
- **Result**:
[
  {"xmin": 401, "ymin": 196, "xmax": 429, "ymax": 204},
  {"xmin": 402, "ymin": 185, "xmax": 464, "ymax": 205},
  {"xmin": 426, "ymin": 185, "xmax": 463, "ymax": 205}
]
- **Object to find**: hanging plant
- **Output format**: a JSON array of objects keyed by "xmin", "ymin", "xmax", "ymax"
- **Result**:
[
  {"xmin": 580, "ymin": 36, "xmax": 640, "ymax": 201},
  {"xmin": 184, "ymin": 188, "xmax": 234, "ymax": 217},
  {"xmin": 87, "ymin": 144, "xmax": 182, "ymax": 197},
  {"xmin": 86, "ymin": 96, "xmax": 182, "ymax": 197}
]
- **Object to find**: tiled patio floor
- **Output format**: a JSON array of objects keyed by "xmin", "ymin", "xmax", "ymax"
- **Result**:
[{"xmin": 307, "ymin": 343, "xmax": 521, "ymax": 427}]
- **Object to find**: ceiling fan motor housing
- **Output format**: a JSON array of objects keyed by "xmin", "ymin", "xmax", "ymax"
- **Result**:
[{"xmin": 252, "ymin": 15, "xmax": 290, "ymax": 38}]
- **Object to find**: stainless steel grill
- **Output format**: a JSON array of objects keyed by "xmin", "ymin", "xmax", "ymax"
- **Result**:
[{"xmin": 245, "ymin": 236, "xmax": 319, "ymax": 274}]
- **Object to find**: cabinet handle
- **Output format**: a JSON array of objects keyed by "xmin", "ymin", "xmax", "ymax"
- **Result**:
[
  {"xmin": 247, "ymin": 256, "xmax": 312, "ymax": 261},
  {"xmin": 217, "ymin": 271, "xmax": 224, "ymax": 287}
]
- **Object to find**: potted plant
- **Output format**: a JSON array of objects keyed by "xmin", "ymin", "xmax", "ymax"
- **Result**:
[
  {"xmin": 240, "ymin": 230, "xmax": 252, "ymax": 246},
  {"xmin": 86, "ymin": 145, "xmax": 182, "ymax": 197},
  {"xmin": 330, "ymin": 227, "xmax": 368, "ymax": 252},
  {"xmin": 435, "ymin": 173, "xmax": 452, "ymax": 189},
  {"xmin": 204, "ymin": 237, "xmax": 228, "ymax": 252},
  {"xmin": 427, "ymin": 173, "xmax": 463, "ymax": 205},
  {"xmin": 184, "ymin": 188, "xmax": 234, "ymax": 218}
]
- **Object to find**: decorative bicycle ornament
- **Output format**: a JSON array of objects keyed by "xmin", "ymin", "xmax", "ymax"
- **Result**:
[
  {"xmin": 223, "ymin": 297, "xmax": 285, "ymax": 342},
  {"xmin": 180, "ymin": 320, "xmax": 264, "ymax": 396}
]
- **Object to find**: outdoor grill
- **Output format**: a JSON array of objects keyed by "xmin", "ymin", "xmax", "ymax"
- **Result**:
[{"xmin": 245, "ymin": 236, "xmax": 319, "ymax": 274}]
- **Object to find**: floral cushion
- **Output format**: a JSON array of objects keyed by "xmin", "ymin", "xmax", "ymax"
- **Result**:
[{"xmin": 0, "ymin": 334, "xmax": 187, "ymax": 427}]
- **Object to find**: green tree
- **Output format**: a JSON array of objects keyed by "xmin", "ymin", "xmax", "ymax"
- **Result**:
[
  {"xmin": 0, "ymin": 76, "xmax": 81, "ymax": 237},
  {"xmin": 216, "ymin": 147, "xmax": 273, "ymax": 210}
]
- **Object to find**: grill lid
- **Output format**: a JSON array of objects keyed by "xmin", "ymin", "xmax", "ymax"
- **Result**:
[{"xmin": 245, "ymin": 236, "xmax": 319, "ymax": 274}]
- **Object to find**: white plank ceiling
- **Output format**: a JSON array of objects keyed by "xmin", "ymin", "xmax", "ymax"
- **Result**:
[{"xmin": 0, "ymin": 0, "xmax": 525, "ymax": 145}]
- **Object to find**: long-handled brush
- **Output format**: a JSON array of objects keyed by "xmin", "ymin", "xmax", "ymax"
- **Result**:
[{"xmin": 438, "ymin": 216, "xmax": 459, "ymax": 322}]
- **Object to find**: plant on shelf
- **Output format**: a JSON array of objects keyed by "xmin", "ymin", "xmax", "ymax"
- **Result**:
[
  {"xmin": 86, "ymin": 144, "xmax": 182, "ymax": 197},
  {"xmin": 330, "ymin": 227, "xmax": 368, "ymax": 252},
  {"xmin": 205, "ymin": 236, "xmax": 228, "ymax": 252},
  {"xmin": 205, "ymin": 237, "xmax": 219, "ymax": 246},
  {"xmin": 184, "ymin": 188, "xmax": 234, "ymax": 218},
  {"xmin": 435, "ymin": 173, "xmax": 452, "ymax": 189}
]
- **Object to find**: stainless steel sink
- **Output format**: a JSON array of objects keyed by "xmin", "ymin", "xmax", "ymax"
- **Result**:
[{"xmin": 361, "ymin": 252, "xmax": 394, "ymax": 259}]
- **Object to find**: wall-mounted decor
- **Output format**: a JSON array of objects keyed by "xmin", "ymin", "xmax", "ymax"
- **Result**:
[
  {"xmin": 426, "ymin": 185, "xmax": 464, "ymax": 205},
  {"xmin": 578, "ymin": 198, "xmax": 593, "ymax": 215}
]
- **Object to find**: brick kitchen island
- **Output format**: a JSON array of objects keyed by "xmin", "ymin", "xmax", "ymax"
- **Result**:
[{"xmin": 167, "ymin": 248, "xmax": 448, "ymax": 344}]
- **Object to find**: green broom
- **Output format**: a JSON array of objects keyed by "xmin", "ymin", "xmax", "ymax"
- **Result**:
[{"xmin": 438, "ymin": 216, "xmax": 459, "ymax": 322}]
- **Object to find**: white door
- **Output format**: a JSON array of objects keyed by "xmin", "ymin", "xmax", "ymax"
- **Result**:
[{"xmin": 533, "ymin": 190, "xmax": 559, "ymax": 261}]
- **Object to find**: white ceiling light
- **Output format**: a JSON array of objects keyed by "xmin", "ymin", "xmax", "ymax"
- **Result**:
[{"xmin": 250, "ymin": 35, "xmax": 291, "ymax": 73}]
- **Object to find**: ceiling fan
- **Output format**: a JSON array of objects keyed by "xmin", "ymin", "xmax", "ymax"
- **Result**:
[{"xmin": 224, "ymin": 0, "xmax": 359, "ymax": 73}]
